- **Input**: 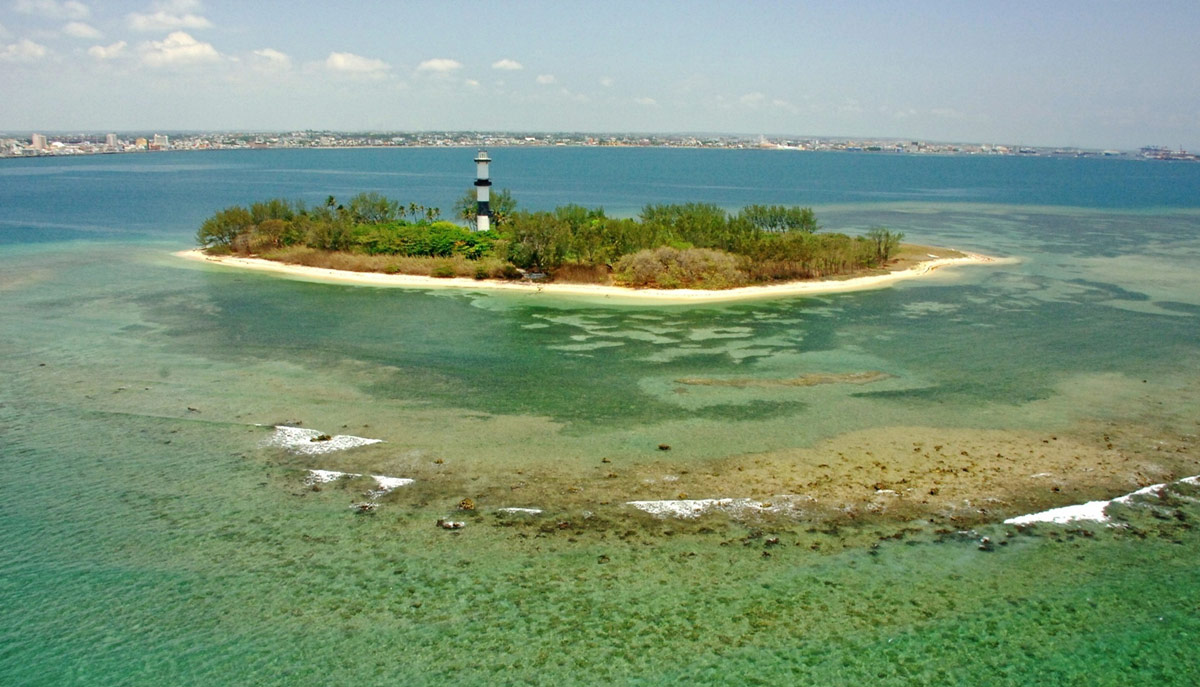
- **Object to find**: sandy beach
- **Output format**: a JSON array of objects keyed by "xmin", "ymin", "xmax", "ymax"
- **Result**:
[{"xmin": 174, "ymin": 248, "xmax": 1005, "ymax": 302}]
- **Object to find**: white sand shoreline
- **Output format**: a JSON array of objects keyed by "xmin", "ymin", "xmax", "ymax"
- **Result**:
[{"xmin": 174, "ymin": 248, "xmax": 1007, "ymax": 303}]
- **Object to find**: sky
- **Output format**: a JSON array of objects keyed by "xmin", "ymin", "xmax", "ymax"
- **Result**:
[{"xmin": 2, "ymin": 0, "xmax": 1199, "ymax": 150}]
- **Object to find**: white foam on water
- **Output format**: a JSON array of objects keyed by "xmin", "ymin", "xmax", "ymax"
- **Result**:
[
  {"xmin": 627, "ymin": 497, "xmax": 798, "ymax": 519},
  {"xmin": 1111, "ymin": 483, "xmax": 1168, "ymax": 505},
  {"xmin": 1004, "ymin": 475, "xmax": 1199, "ymax": 525},
  {"xmin": 371, "ymin": 476, "xmax": 414, "ymax": 493},
  {"xmin": 304, "ymin": 470, "xmax": 411, "ymax": 490},
  {"xmin": 628, "ymin": 498, "xmax": 736, "ymax": 518},
  {"xmin": 305, "ymin": 469, "xmax": 361, "ymax": 484},
  {"xmin": 265, "ymin": 425, "xmax": 382, "ymax": 455},
  {"xmin": 304, "ymin": 470, "xmax": 412, "ymax": 503},
  {"xmin": 368, "ymin": 475, "xmax": 413, "ymax": 498},
  {"xmin": 1004, "ymin": 499, "xmax": 1114, "ymax": 525}
]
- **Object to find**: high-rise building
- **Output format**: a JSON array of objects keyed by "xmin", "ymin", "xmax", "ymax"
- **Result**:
[
  {"xmin": 106, "ymin": 133, "xmax": 118, "ymax": 149},
  {"xmin": 152, "ymin": 134, "xmax": 169, "ymax": 149},
  {"xmin": 31, "ymin": 133, "xmax": 47, "ymax": 151}
]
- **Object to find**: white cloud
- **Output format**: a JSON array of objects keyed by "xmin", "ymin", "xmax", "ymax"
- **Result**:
[
  {"xmin": 139, "ymin": 31, "xmax": 219, "ymax": 66},
  {"xmin": 931, "ymin": 107, "xmax": 965, "ymax": 119},
  {"xmin": 0, "ymin": 37, "xmax": 49, "ymax": 61},
  {"xmin": 674, "ymin": 74, "xmax": 709, "ymax": 95},
  {"xmin": 127, "ymin": 0, "xmax": 212, "ymax": 32},
  {"xmin": 62, "ymin": 21, "xmax": 100, "ymax": 38},
  {"xmin": 251, "ymin": 47, "xmax": 290, "ymax": 70},
  {"xmin": 491, "ymin": 58, "xmax": 522, "ymax": 71},
  {"xmin": 771, "ymin": 98, "xmax": 799, "ymax": 114},
  {"xmin": 535, "ymin": 74, "xmax": 555, "ymax": 85},
  {"xmin": 416, "ymin": 57, "xmax": 462, "ymax": 73},
  {"xmin": 600, "ymin": 76, "xmax": 613, "ymax": 87},
  {"xmin": 326, "ymin": 51, "xmax": 389, "ymax": 76},
  {"xmin": 562, "ymin": 88, "xmax": 589, "ymax": 103},
  {"xmin": 464, "ymin": 78, "xmax": 480, "ymax": 88},
  {"xmin": 838, "ymin": 99, "xmax": 864, "ymax": 115},
  {"xmin": 0, "ymin": 22, "xmax": 9, "ymax": 39},
  {"xmin": 87, "ymin": 40, "xmax": 126, "ymax": 60},
  {"xmin": 155, "ymin": 0, "xmax": 203, "ymax": 10},
  {"xmin": 14, "ymin": 0, "xmax": 89, "ymax": 20},
  {"xmin": 634, "ymin": 97, "xmax": 657, "ymax": 106},
  {"xmin": 740, "ymin": 92, "xmax": 766, "ymax": 107}
]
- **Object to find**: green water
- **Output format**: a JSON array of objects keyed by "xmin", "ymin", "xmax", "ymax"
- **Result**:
[{"xmin": 3, "ymin": 150, "xmax": 1200, "ymax": 684}]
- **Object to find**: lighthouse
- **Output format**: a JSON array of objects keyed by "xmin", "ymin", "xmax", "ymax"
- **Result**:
[{"xmin": 474, "ymin": 150, "xmax": 492, "ymax": 232}]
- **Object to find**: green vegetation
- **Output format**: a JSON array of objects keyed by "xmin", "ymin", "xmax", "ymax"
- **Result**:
[
  {"xmin": 196, "ymin": 191, "xmax": 905, "ymax": 289},
  {"xmin": 454, "ymin": 187, "xmax": 518, "ymax": 229}
]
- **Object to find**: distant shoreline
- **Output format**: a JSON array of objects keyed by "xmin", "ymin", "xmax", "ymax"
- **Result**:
[
  {"xmin": 10, "ymin": 143, "xmax": 1188, "ymax": 163},
  {"xmin": 174, "ymin": 248, "xmax": 1006, "ymax": 302}
]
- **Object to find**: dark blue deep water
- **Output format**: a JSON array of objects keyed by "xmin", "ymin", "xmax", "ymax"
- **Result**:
[{"xmin": 3, "ymin": 148, "xmax": 1198, "ymax": 246}]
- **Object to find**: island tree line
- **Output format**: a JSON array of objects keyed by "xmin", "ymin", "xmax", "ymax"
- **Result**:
[{"xmin": 196, "ymin": 190, "xmax": 904, "ymax": 289}]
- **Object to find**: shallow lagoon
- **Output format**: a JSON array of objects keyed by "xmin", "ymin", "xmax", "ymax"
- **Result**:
[{"xmin": 2, "ymin": 149, "xmax": 1199, "ymax": 684}]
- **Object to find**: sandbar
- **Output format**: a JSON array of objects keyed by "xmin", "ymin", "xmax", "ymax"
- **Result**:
[{"xmin": 174, "ymin": 248, "xmax": 1006, "ymax": 303}]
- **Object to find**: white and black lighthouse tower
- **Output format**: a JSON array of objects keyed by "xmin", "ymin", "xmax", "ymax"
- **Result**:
[{"xmin": 474, "ymin": 150, "xmax": 492, "ymax": 232}]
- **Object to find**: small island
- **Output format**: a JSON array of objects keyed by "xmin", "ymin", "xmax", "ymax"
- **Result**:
[{"xmin": 181, "ymin": 189, "xmax": 998, "ymax": 301}]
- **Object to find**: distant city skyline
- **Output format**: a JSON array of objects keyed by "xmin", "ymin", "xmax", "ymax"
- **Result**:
[{"xmin": 2, "ymin": 1, "xmax": 1199, "ymax": 151}]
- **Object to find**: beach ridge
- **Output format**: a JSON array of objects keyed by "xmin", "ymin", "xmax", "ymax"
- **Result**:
[{"xmin": 174, "ymin": 248, "xmax": 1006, "ymax": 302}]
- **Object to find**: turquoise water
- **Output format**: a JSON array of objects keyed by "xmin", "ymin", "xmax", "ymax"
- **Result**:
[{"xmin": 2, "ymin": 149, "xmax": 1200, "ymax": 685}]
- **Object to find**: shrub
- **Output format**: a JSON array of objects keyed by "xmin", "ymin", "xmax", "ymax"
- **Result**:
[
  {"xmin": 744, "ymin": 259, "xmax": 819, "ymax": 282},
  {"xmin": 265, "ymin": 248, "xmax": 507, "ymax": 278},
  {"xmin": 613, "ymin": 246, "xmax": 748, "ymax": 289},
  {"xmin": 505, "ymin": 211, "xmax": 568, "ymax": 270},
  {"xmin": 353, "ymin": 221, "xmax": 496, "ymax": 258},
  {"xmin": 551, "ymin": 262, "xmax": 612, "ymax": 284},
  {"xmin": 251, "ymin": 219, "xmax": 288, "ymax": 252},
  {"xmin": 203, "ymin": 243, "xmax": 233, "ymax": 256},
  {"xmin": 230, "ymin": 231, "xmax": 254, "ymax": 255},
  {"xmin": 265, "ymin": 246, "xmax": 390, "ymax": 272}
]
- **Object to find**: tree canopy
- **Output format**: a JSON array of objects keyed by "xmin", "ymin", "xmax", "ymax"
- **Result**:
[{"xmin": 454, "ymin": 188, "xmax": 517, "ymax": 229}]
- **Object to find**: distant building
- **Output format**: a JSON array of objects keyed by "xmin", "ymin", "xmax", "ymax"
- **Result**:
[
  {"xmin": 106, "ymin": 133, "xmax": 118, "ymax": 149},
  {"xmin": 31, "ymin": 133, "xmax": 47, "ymax": 151},
  {"xmin": 135, "ymin": 137, "xmax": 148, "ymax": 150},
  {"xmin": 152, "ymin": 134, "xmax": 169, "ymax": 150}
]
